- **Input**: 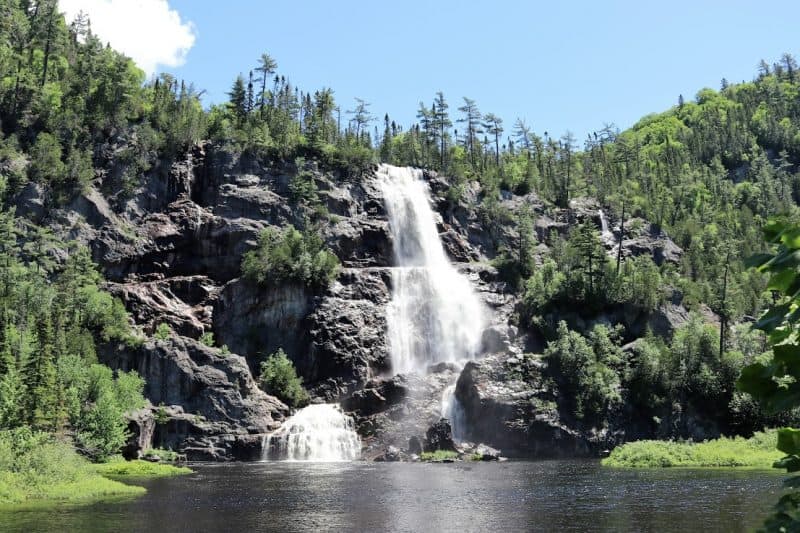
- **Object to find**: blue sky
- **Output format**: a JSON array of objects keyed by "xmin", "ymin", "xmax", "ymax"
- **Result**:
[{"xmin": 64, "ymin": 0, "xmax": 800, "ymax": 141}]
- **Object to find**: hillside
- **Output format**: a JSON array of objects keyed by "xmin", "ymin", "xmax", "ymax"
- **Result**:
[{"xmin": 0, "ymin": 1, "xmax": 798, "ymax": 461}]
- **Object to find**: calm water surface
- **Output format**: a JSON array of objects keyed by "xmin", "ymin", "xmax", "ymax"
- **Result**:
[{"xmin": 0, "ymin": 460, "xmax": 781, "ymax": 532}]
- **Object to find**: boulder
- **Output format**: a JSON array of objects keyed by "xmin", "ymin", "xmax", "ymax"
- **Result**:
[
  {"xmin": 122, "ymin": 408, "xmax": 156, "ymax": 459},
  {"xmin": 407, "ymin": 435, "xmax": 424, "ymax": 455},
  {"xmin": 425, "ymin": 419, "xmax": 456, "ymax": 452},
  {"xmin": 373, "ymin": 445, "xmax": 405, "ymax": 462},
  {"xmin": 454, "ymin": 354, "xmax": 594, "ymax": 457}
]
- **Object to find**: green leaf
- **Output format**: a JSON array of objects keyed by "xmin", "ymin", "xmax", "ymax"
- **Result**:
[
  {"xmin": 745, "ymin": 253, "xmax": 774, "ymax": 269},
  {"xmin": 782, "ymin": 229, "xmax": 800, "ymax": 249},
  {"xmin": 764, "ymin": 220, "xmax": 788, "ymax": 242},
  {"xmin": 778, "ymin": 429, "xmax": 800, "ymax": 456},
  {"xmin": 773, "ymin": 344, "xmax": 800, "ymax": 371},
  {"xmin": 769, "ymin": 250, "xmax": 800, "ymax": 271},
  {"xmin": 755, "ymin": 304, "xmax": 791, "ymax": 332},
  {"xmin": 737, "ymin": 362, "xmax": 777, "ymax": 399},
  {"xmin": 769, "ymin": 269, "xmax": 798, "ymax": 293}
]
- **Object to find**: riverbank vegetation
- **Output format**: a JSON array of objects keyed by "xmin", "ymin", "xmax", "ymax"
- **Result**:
[
  {"xmin": 93, "ymin": 458, "xmax": 191, "ymax": 478},
  {"xmin": 602, "ymin": 431, "xmax": 780, "ymax": 468},
  {"xmin": 419, "ymin": 450, "xmax": 459, "ymax": 462},
  {"xmin": 0, "ymin": 0, "xmax": 799, "ymax": 506},
  {"xmin": 0, "ymin": 429, "xmax": 141, "ymax": 505}
]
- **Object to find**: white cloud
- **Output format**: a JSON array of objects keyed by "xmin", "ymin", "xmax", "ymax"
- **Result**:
[{"xmin": 59, "ymin": 0, "xmax": 196, "ymax": 76}]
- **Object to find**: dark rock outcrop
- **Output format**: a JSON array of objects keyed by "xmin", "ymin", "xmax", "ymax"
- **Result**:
[
  {"xmin": 425, "ymin": 419, "xmax": 456, "ymax": 452},
  {"xmin": 122, "ymin": 408, "xmax": 156, "ymax": 460},
  {"xmin": 101, "ymin": 337, "xmax": 288, "ymax": 460},
  {"xmin": 454, "ymin": 354, "xmax": 594, "ymax": 458}
]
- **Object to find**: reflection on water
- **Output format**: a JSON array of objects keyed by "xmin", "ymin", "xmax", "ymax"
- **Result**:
[{"xmin": 0, "ymin": 460, "xmax": 781, "ymax": 532}]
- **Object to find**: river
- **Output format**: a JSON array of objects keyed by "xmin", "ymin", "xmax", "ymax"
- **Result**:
[{"xmin": 0, "ymin": 460, "xmax": 780, "ymax": 532}]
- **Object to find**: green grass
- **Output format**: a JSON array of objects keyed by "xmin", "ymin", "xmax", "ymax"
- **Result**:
[
  {"xmin": 0, "ymin": 437, "xmax": 145, "ymax": 505},
  {"xmin": 420, "ymin": 450, "xmax": 460, "ymax": 462},
  {"xmin": 602, "ymin": 430, "xmax": 783, "ymax": 468},
  {"xmin": 94, "ymin": 459, "xmax": 192, "ymax": 477},
  {"xmin": 0, "ymin": 429, "xmax": 191, "ymax": 506}
]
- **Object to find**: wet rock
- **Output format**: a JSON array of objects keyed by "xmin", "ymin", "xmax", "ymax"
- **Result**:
[
  {"xmin": 108, "ymin": 275, "xmax": 218, "ymax": 338},
  {"xmin": 407, "ymin": 436, "xmax": 424, "ymax": 455},
  {"xmin": 474, "ymin": 443, "xmax": 502, "ymax": 461},
  {"xmin": 425, "ymin": 419, "xmax": 456, "ymax": 452},
  {"xmin": 214, "ymin": 278, "xmax": 314, "ymax": 374},
  {"xmin": 122, "ymin": 408, "xmax": 156, "ymax": 460},
  {"xmin": 341, "ymin": 375, "xmax": 410, "ymax": 416},
  {"xmin": 455, "ymin": 354, "xmax": 593, "ymax": 458},
  {"xmin": 374, "ymin": 445, "xmax": 405, "ymax": 462}
]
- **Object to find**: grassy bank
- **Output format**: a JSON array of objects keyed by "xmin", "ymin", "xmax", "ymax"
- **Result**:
[
  {"xmin": 0, "ymin": 430, "xmax": 191, "ymax": 505},
  {"xmin": 0, "ymin": 430, "xmax": 144, "ymax": 505},
  {"xmin": 94, "ymin": 458, "xmax": 192, "ymax": 478},
  {"xmin": 602, "ymin": 430, "xmax": 782, "ymax": 468}
]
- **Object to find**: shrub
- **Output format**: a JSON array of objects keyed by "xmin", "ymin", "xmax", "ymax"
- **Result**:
[
  {"xmin": 74, "ymin": 365, "xmax": 146, "ymax": 461},
  {"xmin": 94, "ymin": 458, "xmax": 190, "ymax": 477},
  {"xmin": 544, "ymin": 321, "xmax": 621, "ymax": 424},
  {"xmin": 241, "ymin": 226, "xmax": 340, "ymax": 290},
  {"xmin": 259, "ymin": 349, "xmax": 310, "ymax": 408},
  {"xmin": 420, "ymin": 450, "xmax": 459, "ymax": 462},
  {"xmin": 602, "ymin": 430, "xmax": 780, "ymax": 468},
  {"xmin": 154, "ymin": 323, "xmax": 172, "ymax": 340},
  {"xmin": 0, "ymin": 428, "xmax": 144, "ymax": 504},
  {"xmin": 199, "ymin": 331, "xmax": 215, "ymax": 347}
]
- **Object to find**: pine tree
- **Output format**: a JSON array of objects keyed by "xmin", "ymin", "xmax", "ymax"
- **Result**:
[
  {"xmin": 568, "ymin": 223, "xmax": 608, "ymax": 301},
  {"xmin": 457, "ymin": 97, "xmax": 482, "ymax": 168},
  {"xmin": 380, "ymin": 113, "xmax": 393, "ymax": 163},
  {"xmin": 432, "ymin": 92, "xmax": 452, "ymax": 170},
  {"xmin": 227, "ymin": 75, "xmax": 247, "ymax": 126}
]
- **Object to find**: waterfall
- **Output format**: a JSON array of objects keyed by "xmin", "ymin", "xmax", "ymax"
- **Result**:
[
  {"xmin": 440, "ymin": 384, "xmax": 467, "ymax": 441},
  {"xmin": 262, "ymin": 404, "xmax": 361, "ymax": 462},
  {"xmin": 599, "ymin": 209, "xmax": 614, "ymax": 243},
  {"xmin": 377, "ymin": 164, "xmax": 486, "ymax": 376}
]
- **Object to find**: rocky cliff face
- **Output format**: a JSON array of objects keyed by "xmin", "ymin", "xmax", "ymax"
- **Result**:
[{"xmin": 15, "ymin": 141, "xmax": 689, "ymax": 460}]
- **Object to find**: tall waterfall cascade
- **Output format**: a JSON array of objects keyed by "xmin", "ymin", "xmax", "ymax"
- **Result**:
[
  {"xmin": 599, "ymin": 209, "xmax": 614, "ymax": 243},
  {"xmin": 262, "ymin": 404, "xmax": 361, "ymax": 462},
  {"xmin": 377, "ymin": 164, "xmax": 487, "ymax": 376}
]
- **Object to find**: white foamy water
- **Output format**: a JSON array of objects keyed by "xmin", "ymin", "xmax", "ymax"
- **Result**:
[
  {"xmin": 599, "ymin": 209, "xmax": 614, "ymax": 243},
  {"xmin": 262, "ymin": 404, "xmax": 361, "ymax": 462},
  {"xmin": 440, "ymin": 383, "xmax": 467, "ymax": 441},
  {"xmin": 377, "ymin": 164, "xmax": 486, "ymax": 376}
]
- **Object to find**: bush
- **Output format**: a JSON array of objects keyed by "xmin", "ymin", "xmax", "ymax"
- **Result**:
[
  {"xmin": 0, "ymin": 428, "xmax": 144, "ymax": 504},
  {"xmin": 241, "ymin": 226, "xmax": 340, "ymax": 290},
  {"xmin": 544, "ymin": 321, "xmax": 621, "ymax": 424},
  {"xmin": 94, "ymin": 458, "xmax": 190, "ymax": 477},
  {"xmin": 259, "ymin": 349, "xmax": 310, "ymax": 408},
  {"xmin": 199, "ymin": 331, "xmax": 215, "ymax": 347},
  {"xmin": 602, "ymin": 430, "xmax": 780, "ymax": 468},
  {"xmin": 420, "ymin": 450, "xmax": 459, "ymax": 462},
  {"xmin": 154, "ymin": 323, "xmax": 172, "ymax": 340},
  {"xmin": 74, "ymin": 365, "xmax": 146, "ymax": 462}
]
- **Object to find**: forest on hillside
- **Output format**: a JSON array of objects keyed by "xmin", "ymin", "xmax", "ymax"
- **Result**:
[{"xmin": 2, "ymin": 0, "xmax": 800, "ymax": 507}]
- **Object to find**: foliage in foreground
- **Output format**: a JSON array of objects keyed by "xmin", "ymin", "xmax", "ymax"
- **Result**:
[
  {"xmin": 602, "ymin": 431, "xmax": 780, "ymax": 468},
  {"xmin": 258, "ymin": 348, "xmax": 310, "ymax": 408},
  {"xmin": 0, "ymin": 428, "xmax": 144, "ymax": 504},
  {"xmin": 736, "ymin": 220, "xmax": 800, "ymax": 531}
]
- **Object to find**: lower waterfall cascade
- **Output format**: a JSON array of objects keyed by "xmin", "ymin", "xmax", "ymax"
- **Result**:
[{"xmin": 262, "ymin": 404, "xmax": 361, "ymax": 462}]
